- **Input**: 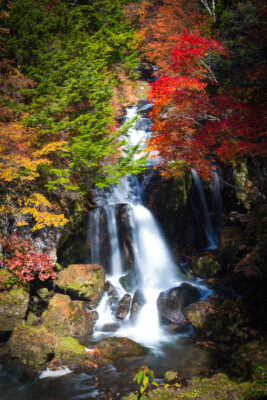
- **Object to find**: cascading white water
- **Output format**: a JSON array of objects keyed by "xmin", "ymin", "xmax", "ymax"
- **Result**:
[
  {"xmin": 90, "ymin": 174, "xmax": 181, "ymax": 346},
  {"xmin": 191, "ymin": 169, "xmax": 219, "ymax": 250},
  {"xmin": 88, "ymin": 106, "xmax": 182, "ymax": 346}
]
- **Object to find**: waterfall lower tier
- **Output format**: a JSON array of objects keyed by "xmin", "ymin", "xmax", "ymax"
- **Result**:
[{"xmin": 88, "ymin": 176, "xmax": 182, "ymax": 347}]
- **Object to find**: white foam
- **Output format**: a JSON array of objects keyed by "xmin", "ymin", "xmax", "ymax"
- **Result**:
[{"xmin": 39, "ymin": 367, "xmax": 73, "ymax": 379}]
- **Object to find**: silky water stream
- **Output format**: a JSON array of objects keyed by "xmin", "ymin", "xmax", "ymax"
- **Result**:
[{"xmin": 0, "ymin": 105, "xmax": 225, "ymax": 400}]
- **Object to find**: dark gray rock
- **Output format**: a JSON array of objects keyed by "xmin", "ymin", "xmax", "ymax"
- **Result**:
[
  {"xmin": 157, "ymin": 283, "xmax": 200, "ymax": 324},
  {"xmin": 130, "ymin": 289, "xmax": 146, "ymax": 321},
  {"xmin": 115, "ymin": 294, "xmax": 131, "ymax": 320}
]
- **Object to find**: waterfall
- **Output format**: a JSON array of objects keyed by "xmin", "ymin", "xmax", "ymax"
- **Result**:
[
  {"xmin": 191, "ymin": 169, "xmax": 220, "ymax": 250},
  {"xmin": 87, "ymin": 106, "xmax": 218, "ymax": 347},
  {"xmin": 87, "ymin": 106, "xmax": 182, "ymax": 346}
]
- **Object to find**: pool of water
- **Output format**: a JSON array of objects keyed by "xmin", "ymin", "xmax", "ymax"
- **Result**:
[{"xmin": 0, "ymin": 335, "xmax": 229, "ymax": 400}]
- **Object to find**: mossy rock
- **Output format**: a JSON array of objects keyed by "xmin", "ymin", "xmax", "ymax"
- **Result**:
[
  {"xmin": 183, "ymin": 295, "xmax": 249, "ymax": 342},
  {"xmin": 0, "ymin": 269, "xmax": 18, "ymax": 290},
  {"xmin": 55, "ymin": 264, "xmax": 105, "ymax": 306},
  {"xmin": 0, "ymin": 284, "xmax": 30, "ymax": 331},
  {"xmin": 164, "ymin": 371, "xmax": 178, "ymax": 382},
  {"xmin": 55, "ymin": 336, "xmax": 87, "ymax": 362},
  {"xmin": 190, "ymin": 254, "xmax": 222, "ymax": 278},
  {"xmin": 8, "ymin": 323, "xmax": 55, "ymax": 367},
  {"xmin": 42, "ymin": 293, "xmax": 94, "ymax": 337},
  {"xmin": 95, "ymin": 337, "xmax": 147, "ymax": 359}
]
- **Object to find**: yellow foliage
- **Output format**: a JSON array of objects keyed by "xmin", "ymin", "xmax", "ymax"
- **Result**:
[{"xmin": 1, "ymin": 193, "xmax": 68, "ymax": 232}]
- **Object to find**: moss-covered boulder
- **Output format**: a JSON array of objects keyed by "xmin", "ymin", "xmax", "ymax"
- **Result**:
[
  {"xmin": 8, "ymin": 323, "xmax": 55, "ymax": 367},
  {"xmin": 95, "ymin": 337, "xmax": 147, "ymax": 359},
  {"xmin": 55, "ymin": 264, "xmax": 105, "ymax": 306},
  {"xmin": 42, "ymin": 293, "xmax": 94, "ymax": 337},
  {"xmin": 54, "ymin": 336, "xmax": 87, "ymax": 363},
  {"xmin": 183, "ymin": 295, "xmax": 249, "ymax": 342},
  {"xmin": 0, "ymin": 283, "xmax": 29, "ymax": 332},
  {"xmin": 190, "ymin": 254, "xmax": 222, "ymax": 277}
]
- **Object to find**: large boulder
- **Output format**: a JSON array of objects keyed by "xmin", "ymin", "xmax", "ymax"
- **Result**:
[
  {"xmin": 55, "ymin": 264, "xmax": 105, "ymax": 306},
  {"xmin": 0, "ymin": 282, "xmax": 30, "ymax": 332},
  {"xmin": 183, "ymin": 295, "xmax": 249, "ymax": 342},
  {"xmin": 157, "ymin": 283, "xmax": 200, "ymax": 325},
  {"xmin": 95, "ymin": 337, "xmax": 146, "ymax": 359},
  {"xmin": 42, "ymin": 293, "xmax": 94, "ymax": 337},
  {"xmin": 8, "ymin": 323, "xmax": 55, "ymax": 367},
  {"xmin": 115, "ymin": 294, "xmax": 131, "ymax": 320}
]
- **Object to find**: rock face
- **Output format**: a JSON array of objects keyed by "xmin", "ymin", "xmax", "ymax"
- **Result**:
[
  {"xmin": 183, "ymin": 295, "xmax": 249, "ymax": 342},
  {"xmin": 43, "ymin": 293, "xmax": 94, "ymax": 337},
  {"xmin": 95, "ymin": 337, "xmax": 146, "ymax": 359},
  {"xmin": 8, "ymin": 324, "xmax": 55, "ymax": 367},
  {"xmin": 55, "ymin": 264, "xmax": 105, "ymax": 306},
  {"xmin": 0, "ymin": 284, "xmax": 30, "ymax": 332},
  {"xmin": 157, "ymin": 283, "xmax": 200, "ymax": 324},
  {"xmin": 115, "ymin": 294, "xmax": 131, "ymax": 320}
]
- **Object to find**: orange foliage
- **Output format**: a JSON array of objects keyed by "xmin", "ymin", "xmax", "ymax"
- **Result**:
[{"xmin": 137, "ymin": 0, "xmax": 210, "ymax": 74}]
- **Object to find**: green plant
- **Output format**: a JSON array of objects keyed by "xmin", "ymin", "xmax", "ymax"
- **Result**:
[{"xmin": 134, "ymin": 366, "xmax": 159, "ymax": 399}]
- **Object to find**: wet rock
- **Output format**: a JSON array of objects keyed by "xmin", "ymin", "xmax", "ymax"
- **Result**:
[
  {"xmin": 0, "ymin": 284, "xmax": 30, "ymax": 332},
  {"xmin": 8, "ymin": 323, "xmax": 55, "ymax": 367},
  {"xmin": 55, "ymin": 264, "xmax": 105, "ymax": 306},
  {"xmin": 95, "ymin": 337, "xmax": 147, "ymax": 359},
  {"xmin": 101, "ymin": 322, "xmax": 120, "ymax": 332},
  {"xmin": 190, "ymin": 254, "xmax": 222, "ymax": 277},
  {"xmin": 42, "ymin": 293, "xmax": 94, "ymax": 337},
  {"xmin": 157, "ymin": 283, "xmax": 200, "ymax": 325},
  {"xmin": 183, "ymin": 295, "xmax": 249, "ymax": 342},
  {"xmin": 130, "ymin": 289, "xmax": 146, "ymax": 321},
  {"xmin": 105, "ymin": 281, "xmax": 120, "ymax": 310},
  {"xmin": 116, "ymin": 204, "xmax": 134, "ymax": 271},
  {"xmin": 119, "ymin": 270, "xmax": 136, "ymax": 293},
  {"xmin": 116, "ymin": 294, "xmax": 131, "ymax": 320}
]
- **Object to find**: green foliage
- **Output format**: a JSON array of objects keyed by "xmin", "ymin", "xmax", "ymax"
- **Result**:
[
  {"xmin": 134, "ymin": 366, "xmax": 159, "ymax": 399},
  {"xmin": 0, "ymin": 0, "xmax": 145, "ymax": 198}
]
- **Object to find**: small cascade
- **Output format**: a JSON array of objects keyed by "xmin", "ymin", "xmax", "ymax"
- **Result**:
[{"xmin": 191, "ymin": 169, "xmax": 220, "ymax": 250}]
